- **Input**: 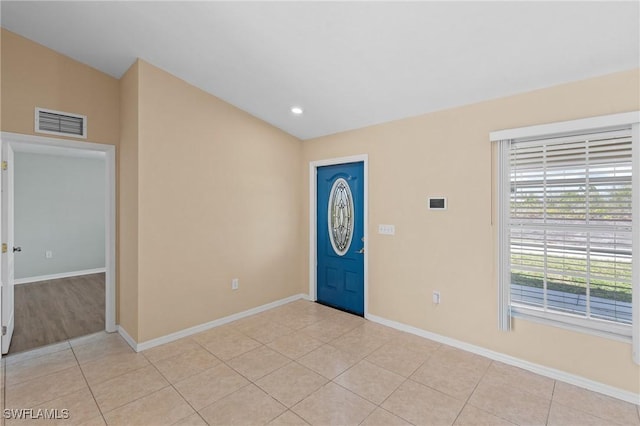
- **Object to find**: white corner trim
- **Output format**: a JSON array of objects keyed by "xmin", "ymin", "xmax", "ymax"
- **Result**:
[
  {"xmin": 116, "ymin": 326, "xmax": 138, "ymax": 351},
  {"xmin": 489, "ymin": 111, "xmax": 640, "ymax": 142},
  {"xmin": 120, "ymin": 293, "xmax": 307, "ymax": 353},
  {"xmin": 365, "ymin": 313, "xmax": 640, "ymax": 406},
  {"xmin": 14, "ymin": 268, "xmax": 107, "ymax": 285}
]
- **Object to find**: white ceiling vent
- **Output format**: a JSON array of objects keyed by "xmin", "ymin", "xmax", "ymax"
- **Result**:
[{"xmin": 35, "ymin": 107, "xmax": 87, "ymax": 139}]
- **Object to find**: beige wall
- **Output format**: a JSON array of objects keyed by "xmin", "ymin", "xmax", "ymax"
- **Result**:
[
  {"xmin": 135, "ymin": 61, "xmax": 303, "ymax": 342},
  {"xmin": 1, "ymin": 29, "xmax": 119, "ymax": 146},
  {"xmin": 0, "ymin": 30, "xmax": 305, "ymax": 343},
  {"xmin": 3, "ymin": 24, "xmax": 639, "ymax": 396},
  {"xmin": 118, "ymin": 61, "xmax": 140, "ymax": 340},
  {"xmin": 301, "ymin": 68, "xmax": 640, "ymax": 393},
  {"xmin": 1, "ymin": 28, "xmax": 129, "ymax": 327}
]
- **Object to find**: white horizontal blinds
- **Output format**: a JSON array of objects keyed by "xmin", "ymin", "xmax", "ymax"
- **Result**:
[{"xmin": 509, "ymin": 128, "xmax": 633, "ymax": 325}]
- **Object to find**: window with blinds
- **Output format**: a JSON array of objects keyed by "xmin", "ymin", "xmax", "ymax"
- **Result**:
[{"xmin": 509, "ymin": 128, "xmax": 633, "ymax": 327}]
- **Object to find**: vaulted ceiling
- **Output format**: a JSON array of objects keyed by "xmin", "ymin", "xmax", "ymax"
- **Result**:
[{"xmin": 2, "ymin": 1, "xmax": 638, "ymax": 139}]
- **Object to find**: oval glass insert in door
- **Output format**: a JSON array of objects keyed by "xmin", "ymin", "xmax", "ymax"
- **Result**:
[{"xmin": 327, "ymin": 177, "xmax": 354, "ymax": 256}]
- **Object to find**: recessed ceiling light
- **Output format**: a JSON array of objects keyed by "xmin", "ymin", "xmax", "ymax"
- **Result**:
[{"xmin": 290, "ymin": 106, "xmax": 304, "ymax": 115}]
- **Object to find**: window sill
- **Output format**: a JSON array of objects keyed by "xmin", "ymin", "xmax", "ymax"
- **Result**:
[{"xmin": 511, "ymin": 305, "xmax": 632, "ymax": 344}]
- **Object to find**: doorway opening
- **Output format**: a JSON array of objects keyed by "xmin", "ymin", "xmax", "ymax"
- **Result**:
[{"xmin": 1, "ymin": 132, "xmax": 116, "ymax": 355}]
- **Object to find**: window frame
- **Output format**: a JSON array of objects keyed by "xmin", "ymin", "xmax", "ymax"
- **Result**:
[{"xmin": 491, "ymin": 111, "xmax": 640, "ymax": 364}]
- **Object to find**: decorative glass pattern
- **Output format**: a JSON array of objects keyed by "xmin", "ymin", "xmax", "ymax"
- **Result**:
[{"xmin": 328, "ymin": 178, "xmax": 354, "ymax": 256}]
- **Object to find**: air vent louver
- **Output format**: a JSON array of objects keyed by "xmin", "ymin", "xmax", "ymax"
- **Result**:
[{"xmin": 35, "ymin": 108, "xmax": 87, "ymax": 138}]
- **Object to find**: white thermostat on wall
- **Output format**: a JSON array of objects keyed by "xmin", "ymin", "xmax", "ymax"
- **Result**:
[{"xmin": 428, "ymin": 197, "xmax": 447, "ymax": 210}]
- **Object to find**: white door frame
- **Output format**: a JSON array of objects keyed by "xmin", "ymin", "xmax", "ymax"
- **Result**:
[
  {"xmin": 309, "ymin": 154, "xmax": 369, "ymax": 316},
  {"xmin": 1, "ymin": 131, "xmax": 117, "ymax": 333},
  {"xmin": 2, "ymin": 142, "xmax": 16, "ymax": 353}
]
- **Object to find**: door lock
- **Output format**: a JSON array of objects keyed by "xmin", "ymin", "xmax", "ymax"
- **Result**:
[{"xmin": 13, "ymin": 246, "xmax": 21, "ymax": 253}]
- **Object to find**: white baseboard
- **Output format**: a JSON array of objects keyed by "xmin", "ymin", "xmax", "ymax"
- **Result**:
[
  {"xmin": 366, "ymin": 313, "xmax": 640, "ymax": 406},
  {"xmin": 116, "ymin": 326, "xmax": 138, "ymax": 351},
  {"xmin": 118, "ymin": 293, "xmax": 307, "ymax": 353},
  {"xmin": 14, "ymin": 268, "xmax": 106, "ymax": 285}
]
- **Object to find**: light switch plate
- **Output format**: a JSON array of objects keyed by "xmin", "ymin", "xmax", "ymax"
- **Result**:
[{"xmin": 378, "ymin": 224, "xmax": 395, "ymax": 235}]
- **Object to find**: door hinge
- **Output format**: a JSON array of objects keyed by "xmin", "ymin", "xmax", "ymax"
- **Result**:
[
  {"xmin": 1, "ymin": 243, "xmax": 6, "ymax": 254},
  {"xmin": 1, "ymin": 161, "xmax": 7, "ymax": 171},
  {"xmin": 2, "ymin": 326, "xmax": 6, "ymax": 336}
]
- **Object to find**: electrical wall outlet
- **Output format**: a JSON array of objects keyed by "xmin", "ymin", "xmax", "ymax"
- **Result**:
[
  {"xmin": 232, "ymin": 278, "xmax": 239, "ymax": 290},
  {"xmin": 45, "ymin": 250, "xmax": 53, "ymax": 259},
  {"xmin": 432, "ymin": 291, "xmax": 441, "ymax": 304}
]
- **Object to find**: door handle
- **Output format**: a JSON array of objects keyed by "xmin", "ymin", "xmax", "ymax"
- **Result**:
[
  {"xmin": 357, "ymin": 248, "xmax": 365, "ymax": 254},
  {"xmin": 13, "ymin": 247, "xmax": 21, "ymax": 253}
]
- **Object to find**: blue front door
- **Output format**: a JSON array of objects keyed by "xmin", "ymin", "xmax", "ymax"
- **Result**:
[{"xmin": 317, "ymin": 162, "xmax": 364, "ymax": 315}]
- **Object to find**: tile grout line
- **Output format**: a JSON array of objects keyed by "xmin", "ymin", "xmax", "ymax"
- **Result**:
[
  {"xmin": 225, "ymin": 306, "xmax": 374, "ymax": 425},
  {"xmin": 545, "ymin": 380, "xmax": 557, "ymax": 425},
  {"xmin": 368, "ymin": 342, "xmax": 442, "ymax": 425},
  {"xmin": 188, "ymin": 348, "xmax": 287, "ymax": 423},
  {"xmin": 141, "ymin": 351, "xmax": 211, "ymax": 426},
  {"xmin": 195, "ymin": 333, "xmax": 263, "ymax": 365},
  {"xmin": 449, "ymin": 358, "xmax": 495, "ymax": 426},
  {"xmin": 251, "ymin": 358, "xmax": 297, "ymax": 390},
  {"xmin": 221, "ymin": 328, "xmax": 345, "ymax": 413},
  {"xmin": 324, "ymin": 333, "xmax": 411, "ymax": 422},
  {"xmin": 159, "ymin": 327, "xmax": 290, "ymax": 421},
  {"xmin": 253, "ymin": 305, "xmax": 354, "ymax": 423},
  {"xmin": 463, "ymin": 360, "xmax": 562, "ymax": 426},
  {"xmin": 369, "ymin": 343, "xmax": 515, "ymax": 426},
  {"xmin": 279, "ymin": 315, "xmax": 415, "ymax": 424},
  {"xmin": 188, "ymin": 380, "xmax": 255, "ymax": 419},
  {"xmin": 548, "ymin": 391, "xmax": 624, "ymax": 425},
  {"xmin": 71, "ymin": 344, "xmax": 151, "ymax": 389},
  {"xmin": 187, "ymin": 330, "xmax": 276, "ymax": 395},
  {"xmin": 3, "ymin": 352, "xmax": 77, "ymax": 388},
  {"xmin": 369, "ymin": 355, "xmax": 431, "ymax": 425},
  {"xmin": 72, "ymin": 337, "xmax": 179, "ymax": 420},
  {"xmin": 69, "ymin": 340, "xmax": 108, "ymax": 426},
  {"xmin": 3, "ymin": 363, "xmax": 81, "ymax": 406}
]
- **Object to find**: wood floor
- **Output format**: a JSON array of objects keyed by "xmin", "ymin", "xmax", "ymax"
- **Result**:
[{"xmin": 9, "ymin": 273, "xmax": 105, "ymax": 354}]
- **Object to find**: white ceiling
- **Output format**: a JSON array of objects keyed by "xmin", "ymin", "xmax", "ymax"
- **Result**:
[{"xmin": 1, "ymin": 1, "xmax": 638, "ymax": 140}]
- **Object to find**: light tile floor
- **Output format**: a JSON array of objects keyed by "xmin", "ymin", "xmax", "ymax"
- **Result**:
[{"xmin": 1, "ymin": 300, "xmax": 639, "ymax": 425}]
